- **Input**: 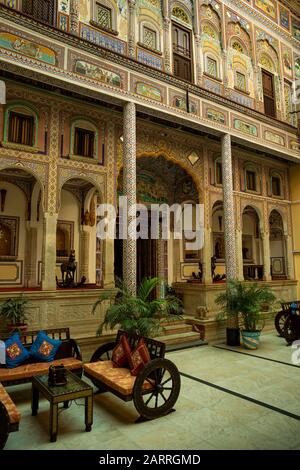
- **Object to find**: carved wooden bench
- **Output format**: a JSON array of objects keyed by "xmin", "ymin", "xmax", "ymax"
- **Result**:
[
  {"xmin": 84, "ymin": 330, "xmax": 181, "ymax": 422},
  {"xmin": 0, "ymin": 327, "xmax": 82, "ymax": 449},
  {"xmin": 0, "ymin": 327, "xmax": 82, "ymax": 387}
]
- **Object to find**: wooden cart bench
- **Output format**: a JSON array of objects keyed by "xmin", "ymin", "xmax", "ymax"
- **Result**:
[{"xmin": 84, "ymin": 330, "xmax": 181, "ymax": 422}]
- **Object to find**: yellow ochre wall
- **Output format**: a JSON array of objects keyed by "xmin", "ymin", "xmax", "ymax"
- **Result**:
[{"xmin": 290, "ymin": 164, "xmax": 300, "ymax": 298}]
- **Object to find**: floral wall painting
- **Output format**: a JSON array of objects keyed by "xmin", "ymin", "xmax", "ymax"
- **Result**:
[
  {"xmin": 58, "ymin": 0, "xmax": 69, "ymax": 14},
  {"xmin": 281, "ymin": 45, "xmax": 293, "ymax": 78},
  {"xmin": 255, "ymin": 0, "xmax": 276, "ymax": 19},
  {"xmin": 279, "ymin": 6, "xmax": 290, "ymax": 30}
]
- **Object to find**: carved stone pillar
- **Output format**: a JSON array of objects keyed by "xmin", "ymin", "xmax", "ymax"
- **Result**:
[
  {"xmin": 128, "ymin": 0, "xmax": 136, "ymax": 59},
  {"xmin": 79, "ymin": 228, "xmax": 90, "ymax": 282},
  {"xmin": 222, "ymin": 51, "xmax": 229, "ymax": 88},
  {"xmin": 262, "ymin": 231, "xmax": 271, "ymax": 281},
  {"xmin": 70, "ymin": 0, "xmax": 80, "ymax": 35},
  {"xmin": 221, "ymin": 134, "xmax": 237, "ymax": 280},
  {"xmin": 41, "ymin": 213, "xmax": 58, "ymax": 290},
  {"xmin": 25, "ymin": 225, "xmax": 38, "ymax": 287},
  {"xmin": 123, "ymin": 102, "xmax": 136, "ymax": 295},
  {"xmin": 163, "ymin": 17, "xmax": 171, "ymax": 73}
]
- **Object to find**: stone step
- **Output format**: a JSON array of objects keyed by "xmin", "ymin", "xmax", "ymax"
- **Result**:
[
  {"xmin": 161, "ymin": 324, "xmax": 194, "ymax": 335},
  {"xmin": 160, "ymin": 317, "xmax": 188, "ymax": 327},
  {"xmin": 155, "ymin": 331, "xmax": 201, "ymax": 345},
  {"xmin": 166, "ymin": 339, "xmax": 208, "ymax": 352}
]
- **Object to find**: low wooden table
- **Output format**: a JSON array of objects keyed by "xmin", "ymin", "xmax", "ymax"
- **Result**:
[{"xmin": 31, "ymin": 370, "xmax": 93, "ymax": 442}]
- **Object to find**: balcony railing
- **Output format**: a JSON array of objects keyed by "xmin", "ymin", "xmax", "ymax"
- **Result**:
[{"xmin": 243, "ymin": 264, "xmax": 264, "ymax": 281}]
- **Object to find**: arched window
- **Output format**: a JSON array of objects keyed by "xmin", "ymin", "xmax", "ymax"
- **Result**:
[
  {"xmin": 139, "ymin": 19, "xmax": 161, "ymax": 51},
  {"xmin": 204, "ymin": 53, "xmax": 220, "ymax": 79},
  {"xmin": 4, "ymin": 102, "xmax": 38, "ymax": 148},
  {"xmin": 244, "ymin": 164, "xmax": 259, "ymax": 193},
  {"xmin": 91, "ymin": 0, "xmax": 118, "ymax": 33},
  {"xmin": 270, "ymin": 171, "xmax": 282, "ymax": 198},
  {"xmin": 70, "ymin": 119, "xmax": 98, "ymax": 159},
  {"xmin": 214, "ymin": 157, "xmax": 222, "ymax": 185}
]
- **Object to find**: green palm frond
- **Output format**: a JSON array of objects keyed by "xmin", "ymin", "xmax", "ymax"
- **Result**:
[{"xmin": 93, "ymin": 277, "xmax": 183, "ymax": 338}]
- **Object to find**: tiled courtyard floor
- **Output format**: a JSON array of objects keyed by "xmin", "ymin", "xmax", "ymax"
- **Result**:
[{"xmin": 4, "ymin": 332, "xmax": 300, "ymax": 450}]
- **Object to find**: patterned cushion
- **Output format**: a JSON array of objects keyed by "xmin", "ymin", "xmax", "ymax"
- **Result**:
[
  {"xmin": 112, "ymin": 334, "xmax": 131, "ymax": 367},
  {"xmin": 128, "ymin": 339, "xmax": 151, "ymax": 376},
  {"xmin": 0, "ymin": 357, "xmax": 82, "ymax": 384},
  {"xmin": 0, "ymin": 383, "xmax": 21, "ymax": 424},
  {"xmin": 30, "ymin": 331, "xmax": 62, "ymax": 362},
  {"xmin": 84, "ymin": 361, "xmax": 153, "ymax": 396},
  {"xmin": 5, "ymin": 333, "xmax": 30, "ymax": 369}
]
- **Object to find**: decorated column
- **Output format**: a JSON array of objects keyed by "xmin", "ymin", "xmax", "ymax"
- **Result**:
[
  {"xmin": 128, "ymin": 0, "xmax": 136, "ymax": 59},
  {"xmin": 221, "ymin": 134, "xmax": 237, "ymax": 280},
  {"xmin": 262, "ymin": 231, "xmax": 271, "ymax": 281},
  {"xmin": 123, "ymin": 101, "xmax": 136, "ymax": 295},
  {"xmin": 70, "ymin": 0, "xmax": 80, "ymax": 35},
  {"xmin": 79, "ymin": 228, "xmax": 90, "ymax": 282},
  {"xmin": 25, "ymin": 225, "xmax": 38, "ymax": 287},
  {"xmin": 41, "ymin": 213, "xmax": 58, "ymax": 290},
  {"xmin": 285, "ymin": 234, "xmax": 294, "ymax": 280}
]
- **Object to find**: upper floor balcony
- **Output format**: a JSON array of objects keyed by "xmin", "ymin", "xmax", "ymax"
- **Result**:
[{"xmin": 0, "ymin": 0, "xmax": 299, "ymax": 158}]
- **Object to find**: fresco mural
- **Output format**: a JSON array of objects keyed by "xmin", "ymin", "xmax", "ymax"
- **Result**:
[
  {"xmin": 136, "ymin": 82, "xmax": 162, "ymax": 101},
  {"xmin": 74, "ymin": 60, "xmax": 122, "ymax": 87},
  {"xmin": 255, "ymin": 0, "xmax": 276, "ymax": 19},
  {"xmin": 233, "ymin": 118, "xmax": 258, "ymax": 136},
  {"xmin": 292, "ymin": 20, "xmax": 300, "ymax": 41},
  {"xmin": 0, "ymin": 31, "xmax": 56, "ymax": 65},
  {"xmin": 279, "ymin": 6, "xmax": 290, "ymax": 30},
  {"xmin": 281, "ymin": 44, "xmax": 293, "ymax": 78}
]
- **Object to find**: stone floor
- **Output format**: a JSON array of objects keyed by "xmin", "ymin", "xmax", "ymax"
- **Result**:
[{"xmin": 4, "ymin": 331, "xmax": 300, "ymax": 450}]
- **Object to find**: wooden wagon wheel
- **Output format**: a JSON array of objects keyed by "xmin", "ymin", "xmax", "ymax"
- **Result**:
[
  {"xmin": 275, "ymin": 311, "xmax": 289, "ymax": 337},
  {"xmin": 283, "ymin": 317, "xmax": 298, "ymax": 345},
  {"xmin": 90, "ymin": 342, "xmax": 116, "ymax": 362},
  {"xmin": 0, "ymin": 402, "xmax": 10, "ymax": 450},
  {"xmin": 133, "ymin": 358, "xmax": 181, "ymax": 421}
]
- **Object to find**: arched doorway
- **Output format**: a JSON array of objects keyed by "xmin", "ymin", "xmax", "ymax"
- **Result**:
[
  {"xmin": 116, "ymin": 155, "xmax": 199, "ymax": 286},
  {"xmin": 242, "ymin": 206, "xmax": 263, "ymax": 280},
  {"xmin": 269, "ymin": 210, "xmax": 287, "ymax": 279},
  {"xmin": 0, "ymin": 167, "xmax": 43, "ymax": 287},
  {"xmin": 58, "ymin": 178, "xmax": 102, "ymax": 285}
]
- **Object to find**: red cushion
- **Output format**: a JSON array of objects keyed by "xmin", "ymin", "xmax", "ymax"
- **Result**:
[
  {"xmin": 112, "ymin": 335, "xmax": 131, "ymax": 367},
  {"xmin": 128, "ymin": 339, "xmax": 151, "ymax": 376}
]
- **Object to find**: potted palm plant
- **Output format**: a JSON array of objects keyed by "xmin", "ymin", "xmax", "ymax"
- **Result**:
[
  {"xmin": 215, "ymin": 280, "xmax": 243, "ymax": 346},
  {"xmin": 0, "ymin": 296, "xmax": 28, "ymax": 336},
  {"xmin": 216, "ymin": 280, "xmax": 276, "ymax": 349},
  {"xmin": 92, "ymin": 277, "xmax": 183, "ymax": 337}
]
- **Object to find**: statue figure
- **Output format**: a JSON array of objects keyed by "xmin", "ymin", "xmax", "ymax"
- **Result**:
[
  {"xmin": 211, "ymin": 255, "xmax": 216, "ymax": 280},
  {"xmin": 192, "ymin": 262, "xmax": 203, "ymax": 281},
  {"xmin": 60, "ymin": 250, "xmax": 76, "ymax": 286}
]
